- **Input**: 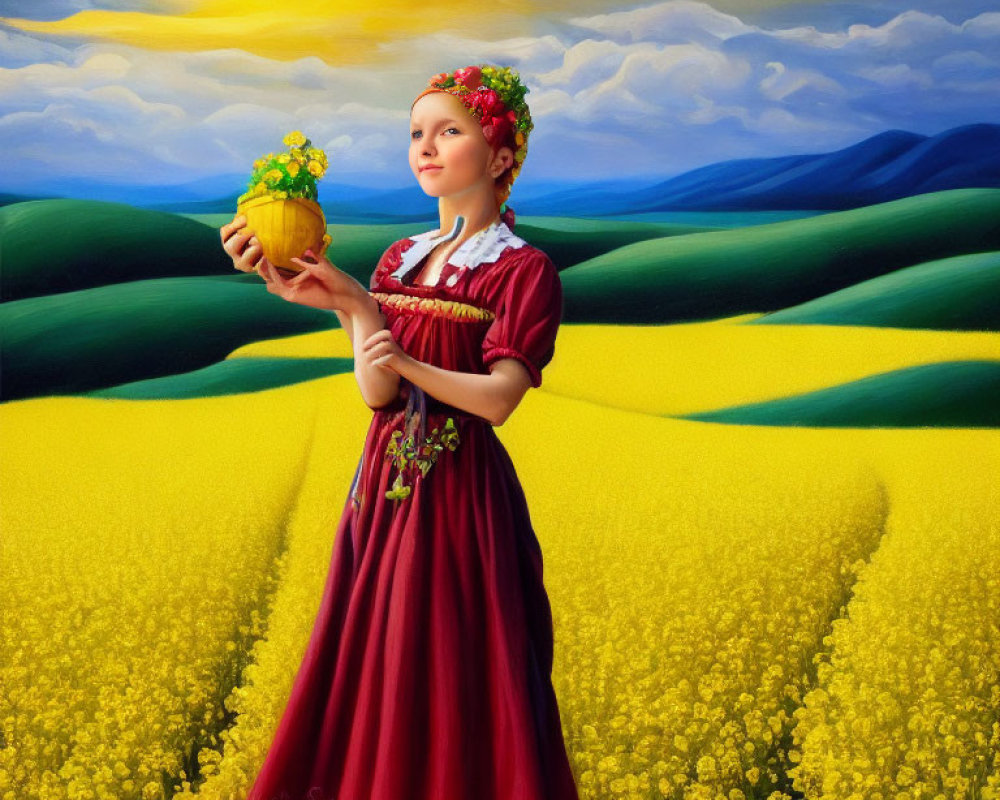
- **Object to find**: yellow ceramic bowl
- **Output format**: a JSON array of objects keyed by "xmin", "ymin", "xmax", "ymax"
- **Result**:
[{"xmin": 236, "ymin": 195, "xmax": 332, "ymax": 271}]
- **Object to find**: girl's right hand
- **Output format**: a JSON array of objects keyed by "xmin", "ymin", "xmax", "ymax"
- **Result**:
[{"xmin": 219, "ymin": 214, "xmax": 262, "ymax": 274}]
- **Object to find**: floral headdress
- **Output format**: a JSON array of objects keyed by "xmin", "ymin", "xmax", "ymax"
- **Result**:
[{"xmin": 411, "ymin": 64, "xmax": 533, "ymax": 225}]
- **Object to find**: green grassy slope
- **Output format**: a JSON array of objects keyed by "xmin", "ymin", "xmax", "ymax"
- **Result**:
[
  {"xmin": 746, "ymin": 251, "xmax": 1000, "ymax": 331},
  {"xmin": 677, "ymin": 360, "xmax": 1000, "ymax": 428},
  {"xmin": 0, "ymin": 276, "xmax": 337, "ymax": 402},
  {"xmin": 82, "ymin": 357, "xmax": 354, "ymax": 400},
  {"xmin": 558, "ymin": 189, "xmax": 1000, "ymax": 324},
  {"xmin": 178, "ymin": 214, "xmax": 716, "ymax": 275},
  {"xmin": 0, "ymin": 200, "xmax": 236, "ymax": 301}
]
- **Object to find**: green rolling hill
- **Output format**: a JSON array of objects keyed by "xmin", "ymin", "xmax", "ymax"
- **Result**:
[
  {"xmin": 0, "ymin": 200, "xmax": 715, "ymax": 305},
  {"xmin": 0, "ymin": 276, "xmax": 338, "ymax": 402},
  {"xmin": 559, "ymin": 188, "xmax": 1000, "ymax": 324},
  {"xmin": 747, "ymin": 250, "xmax": 1000, "ymax": 331},
  {"xmin": 678, "ymin": 360, "xmax": 1000, "ymax": 428},
  {"xmin": 4, "ymin": 190, "xmax": 999, "ymax": 406},
  {"xmin": 82, "ymin": 356, "xmax": 354, "ymax": 400},
  {"xmin": 0, "ymin": 199, "xmax": 235, "ymax": 301}
]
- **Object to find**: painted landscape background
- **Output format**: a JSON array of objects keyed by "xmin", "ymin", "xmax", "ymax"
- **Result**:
[{"xmin": 1, "ymin": 1, "xmax": 999, "ymax": 798}]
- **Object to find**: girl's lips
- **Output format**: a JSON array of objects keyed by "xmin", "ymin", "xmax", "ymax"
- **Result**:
[{"xmin": 420, "ymin": 165, "xmax": 442, "ymax": 172}]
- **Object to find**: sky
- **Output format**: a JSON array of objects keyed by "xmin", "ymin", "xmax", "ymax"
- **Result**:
[{"xmin": 1, "ymin": 0, "xmax": 999, "ymax": 198}]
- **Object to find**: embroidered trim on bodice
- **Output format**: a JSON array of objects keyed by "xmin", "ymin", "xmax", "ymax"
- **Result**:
[
  {"xmin": 369, "ymin": 292, "xmax": 495, "ymax": 323},
  {"xmin": 390, "ymin": 215, "xmax": 528, "ymax": 286}
]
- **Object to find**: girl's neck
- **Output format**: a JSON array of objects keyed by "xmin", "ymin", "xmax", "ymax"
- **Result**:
[{"xmin": 435, "ymin": 195, "xmax": 501, "ymax": 247}]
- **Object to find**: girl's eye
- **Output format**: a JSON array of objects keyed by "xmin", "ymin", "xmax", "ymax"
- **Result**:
[{"xmin": 410, "ymin": 127, "xmax": 459, "ymax": 140}]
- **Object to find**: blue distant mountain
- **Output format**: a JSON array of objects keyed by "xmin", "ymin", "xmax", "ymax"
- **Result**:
[
  {"xmin": 2, "ymin": 123, "xmax": 997, "ymax": 216},
  {"xmin": 521, "ymin": 123, "xmax": 1000, "ymax": 215}
]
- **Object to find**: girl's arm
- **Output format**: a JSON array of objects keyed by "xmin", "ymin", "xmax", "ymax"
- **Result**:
[
  {"xmin": 332, "ymin": 309, "xmax": 353, "ymax": 345},
  {"xmin": 249, "ymin": 250, "xmax": 401, "ymax": 409},
  {"xmin": 341, "ymin": 294, "xmax": 401, "ymax": 410},
  {"xmin": 362, "ymin": 327, "xmax": 532, "ymax": 425},
  {"xmin": 402, "ymin": 358, "xmax": 532, "ymax": 426}
]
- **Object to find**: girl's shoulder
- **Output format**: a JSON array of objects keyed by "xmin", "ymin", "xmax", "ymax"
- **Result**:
[
  {"xmin": 495, "ymin": 239, "xmax": 559, "ymax": 282},
  {"xmin": 486, "ymin": 239, "xmax": 562, "ymax": 314}
]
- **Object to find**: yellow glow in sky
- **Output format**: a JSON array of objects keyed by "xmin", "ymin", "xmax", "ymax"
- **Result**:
[{"xmin": 0, "ymin": 0, "xmax": 535, "ymax": 65}]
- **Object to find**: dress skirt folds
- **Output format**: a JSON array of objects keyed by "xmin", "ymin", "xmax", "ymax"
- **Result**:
[{"xmin": 246, "ymin": 221, "xmax": 580, "ymax": 800}]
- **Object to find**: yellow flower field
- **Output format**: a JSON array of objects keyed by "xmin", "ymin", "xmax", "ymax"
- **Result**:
[{"xmin": 1, "ymin": 319, "xmax": 998, "ymax": 800}]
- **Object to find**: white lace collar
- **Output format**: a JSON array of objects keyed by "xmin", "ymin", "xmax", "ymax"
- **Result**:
[{"xmin": 390, "ymin": 215, "xmax": 527, "ymax": 284}]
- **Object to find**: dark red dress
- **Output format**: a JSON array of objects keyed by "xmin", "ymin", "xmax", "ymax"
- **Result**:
[{"xmin": 247, "ymin": 220, "xmax": 580, "ymax": 800}]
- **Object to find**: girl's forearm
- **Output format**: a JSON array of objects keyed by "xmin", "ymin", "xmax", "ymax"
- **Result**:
[
  {"xmin": 393, "ymin": 357, "xmax": 517, "ymax": 426},
  {"xmin": 332, "ymin": 309, "xmax": 353, "ymax": 345},
  {"xmin": 343, "ymin": 292, "xmax": 400, "ymax": 408}
]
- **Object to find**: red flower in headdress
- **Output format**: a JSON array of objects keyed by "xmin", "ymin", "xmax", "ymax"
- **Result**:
[
  {"xmin": 453, "ymin": 65, "xmax": 482, "ymax": 89},
  {"xmin": 466, "ymin": 87, "xmax": 502, "ymax": 119},
  {"xmin": 463, "ymin": 87, "xmax": 516, "ymax": 147}
]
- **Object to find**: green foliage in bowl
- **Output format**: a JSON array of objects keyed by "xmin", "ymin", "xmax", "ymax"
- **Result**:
[{"xmin": 237, "ymin": 130, "xmax": 329, "ymax": 205}]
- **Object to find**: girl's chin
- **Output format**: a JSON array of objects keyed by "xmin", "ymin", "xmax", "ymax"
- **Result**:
[{"xmin": 416, "ymin": 174, "xmax": 451, "ymax": 196}]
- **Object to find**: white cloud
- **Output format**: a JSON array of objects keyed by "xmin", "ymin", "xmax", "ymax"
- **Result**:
[
  {"xmin": 1, "ymin": 1, "xmax": 999, "ymax": 189},
  {"xmin": 567, "ymin": 0, "xmax": 752, "ymax": 45},
  {"xmin": 0, "ymin": 24, "xmax": 74, "ymax": 68},
  {"xmin": 759, "ymin": 61, "xmax": 846, "ymax": 101},
  {"xmin": 854, "ymin": 63, "xmax": 934, "ymax": 89},
  {"xmin": 965, "ymin": 12, "xmax": 1000, "ymax": 38},
  {"xmin": 534, "ymin": 38, "xmax": 628, "ymax": 89},
  {"xmin": 681, "ymin": 94, "xmax": 752, "ymax": 126}
]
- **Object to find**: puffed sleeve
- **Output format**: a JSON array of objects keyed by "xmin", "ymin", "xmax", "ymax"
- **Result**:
[
  {"xmin": 481, "ymin": 248, "xmax": 563, "ymax": 389},
  {"xmin": 369, "ymin": 239, "xmax": 404, "ymax": 290}
]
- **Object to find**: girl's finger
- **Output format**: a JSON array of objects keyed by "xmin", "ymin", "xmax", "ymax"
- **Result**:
[
  {"xmin": 362, "ymin": 332, "xmax": 391, "ymax": 351},
  {"xmin": 289, "ymin": 261, "xmax": 318, "ymax": 281},
  {"xmin": 290, "ymin": 256, "xmax": 324, "ymax": 275}
]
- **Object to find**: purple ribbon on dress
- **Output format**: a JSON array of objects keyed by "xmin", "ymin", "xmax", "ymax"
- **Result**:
[{"xmin": 401, "ymin": 376, "xmax": 427, "ymax": 445}]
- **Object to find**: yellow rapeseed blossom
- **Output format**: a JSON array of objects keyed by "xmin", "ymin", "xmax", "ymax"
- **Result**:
[
  {"xmin": 0, "ymin": 387, "xmax": 323, "ymax": 799},
  {"xmin": 2, "ymin": 318, "xmax": 997, "ymax": 799},
  {"xmin": 787, "ymin": 447, "xmax": 1000, "ymax": 798}
]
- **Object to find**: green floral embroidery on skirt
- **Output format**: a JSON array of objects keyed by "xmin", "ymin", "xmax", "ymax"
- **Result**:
[
  {"xmin": 384, "ymin": 380, "xmax": 460, "ymax": 500},
  {"xmin": 384, "ymin": 418, "xmax": 460, "ymax": 500}
]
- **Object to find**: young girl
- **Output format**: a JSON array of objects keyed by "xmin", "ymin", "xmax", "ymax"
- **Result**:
[{"xmin": 221, "ymin": 64, "xmax": 579, "ymax": 800}]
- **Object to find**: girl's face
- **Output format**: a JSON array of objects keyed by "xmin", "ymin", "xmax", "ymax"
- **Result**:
[{"xmin": 409, "ymin": 92, "xmax": 511, "ymax": 200}]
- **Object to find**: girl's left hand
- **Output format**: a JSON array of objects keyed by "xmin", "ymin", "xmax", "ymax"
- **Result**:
[
  {"xmin": 362, "ymin": 328, "xmax": 412, "ymax": 374},
  {"xmin": 256, "ymin": 250, "xmax": 365, "ymax": 313}
]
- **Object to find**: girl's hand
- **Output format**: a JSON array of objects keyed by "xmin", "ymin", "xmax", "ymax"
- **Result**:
[
  {"xmin": 257, "ymin": 248, "xmax": 365, "ymax": 313},
  {"xmin": 220, "ymin": 214, "xmax": 263, "ymax": 273},
  {"xmin": 362, "ymin": 328, "xmax": 411, "ymax": 374}
]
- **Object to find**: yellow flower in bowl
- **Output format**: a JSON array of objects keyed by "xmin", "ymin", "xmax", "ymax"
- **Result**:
[{"xmin": 236, "ymin": 131, "xmax": 332, "ymax": 271}]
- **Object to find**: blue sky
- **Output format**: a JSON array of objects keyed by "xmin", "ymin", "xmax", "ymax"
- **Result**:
[{"xmin": 1, "ymin": 0, "xmax": 999, "ymax": 198}]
